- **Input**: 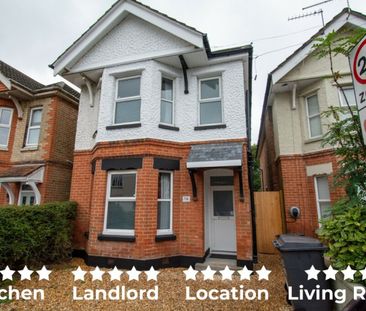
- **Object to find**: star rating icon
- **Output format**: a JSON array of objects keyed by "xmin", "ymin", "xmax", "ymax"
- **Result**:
[
  {"xmin": 183, "ymin": 265, "xmax": 270, "ymax": 281},
  {"xmin": 342, "ymin": 266, "xmax": 356, "ymax": 280},
  {"xmin": 145, "ymin": 266, "xmax": 159, "ymax": 281},
  {"xmin": 127, "ymin": 266, "xmax": 141, "ymax": 281},
  {"xmin": 108, "ymin": 266, "xmax": 123, "ymax": 281},
  {"xmin": 183, "ymin": 266, "xmax": 198, "ymax": 281},
  {"xmin": 238, "ymin": 266, "xmax": 252, "ymax": 280},
  {"xmin": 0, "ymin": 265, "xmax": 52, "ymax": 282},
  {"xmin": 72, "ymin": 266, "xmax": 87, "ymax": 281},
  {"xmin": 323, "ymin": 265, "xmax": 338, "ymax": 280},
  {"xmin": 305, "ymin": 265, "xmax": 320, "ymax": 280},
  {"xmin": 91, "ymin": 266, "xmax": 104, "ymax": 281}
]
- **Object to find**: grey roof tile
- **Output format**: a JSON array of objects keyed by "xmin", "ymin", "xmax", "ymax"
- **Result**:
[{"xmin": 188, "ymin": 142, "xmax": 243, "ymax": 163}]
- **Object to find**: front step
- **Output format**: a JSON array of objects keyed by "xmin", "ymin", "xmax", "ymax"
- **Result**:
[{"xmin": 195, "ymin": 257, "xmax": 241, "ymax": 271}]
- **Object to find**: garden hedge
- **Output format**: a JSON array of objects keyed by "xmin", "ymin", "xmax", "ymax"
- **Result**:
[{"xmin": 0, "ymin": 201, "xmax": 77, "ymax": 268}]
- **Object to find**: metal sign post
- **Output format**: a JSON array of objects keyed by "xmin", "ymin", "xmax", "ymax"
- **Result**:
[{"xmin": 349, "ymin": 34, "xmax": 366, "ymax": 144}]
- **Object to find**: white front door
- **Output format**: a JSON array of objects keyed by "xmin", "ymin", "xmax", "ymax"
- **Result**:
[{"xmin": 209, "ymin": 185, "xmax": 236, "ymax": 254}]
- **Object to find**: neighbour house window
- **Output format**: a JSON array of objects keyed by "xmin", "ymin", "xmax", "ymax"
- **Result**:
[
  {"xmin": 199, "ymin": 77, "xmax": 222, "ymax": 125},
  {"xmin": 104, "ymin": 171, "xmax": 136, "ymax": 235},
  {"xmin": 114, "ymin": 76, "xmax": 141, "ymax": 124},
  {"xmin": 26, "ymin": 108, "xmax": 42, "ymax": 146},
  {"xmin": 160, "ymin": 77, "xmax": 174, "ymax": 125},
  {"xmin": 314, "ymin": 175, "xmax": 331, "ymax": 220},
  {"xmin": 0, "ymin": 108, "xmax": 13, "ymax": 147},
  {"xmin": 338, "ymin": 87, "xmax": 357, "ymax": 107},
  {"xmin": 157, "ymin": 171, "xmax": 173, "ymax": 235},
  {"xmin": 19, "ymin": 184, "xmax": 36, "ymax": 206},
  {"xmin": 306, "ymin": 94, "xmax": 322, "ymax": 138}
]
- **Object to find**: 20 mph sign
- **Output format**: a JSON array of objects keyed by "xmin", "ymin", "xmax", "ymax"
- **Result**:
[{"xmin": 350, "ymin": 34, "xmax": 366, "ymax": 144}]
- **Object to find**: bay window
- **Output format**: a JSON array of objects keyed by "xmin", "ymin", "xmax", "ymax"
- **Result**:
[
  {"xmin": 199, "ymin": 77, "xmax": 222, "ymax": 125},
  {"xmin": 157, "ymin": 171, "xmax": 173, "ymax": 235},
  {"xmin": 26, "ymin": 108, "xmax": 42, "ymax": 146},
  {"xmin": 160, "ymin": 77, "xmax": 174, "ymax": 125},
  {"xmin": 114, "ymin": 76, "xmax": 141, "ymax": 124},
  {"xmin": 306, "ymin": 94, "xmax": 322, "ymax": 138},
  {"xmin": 0, "ymin": 108, "xmax": 12, "ymax": 147},
  {"xmin": 104, "ymin": 171, "xmax": 136, "ymax": 235}
]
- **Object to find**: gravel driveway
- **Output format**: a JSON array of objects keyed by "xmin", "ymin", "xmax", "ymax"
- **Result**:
[{"xmin": 1, "ymin": 254, "xmax": 291, "ymax": 311}]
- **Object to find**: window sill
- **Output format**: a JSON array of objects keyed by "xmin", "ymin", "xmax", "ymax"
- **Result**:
[
  {"xmin": 155, "ymin": 234, "xmax": 176, "ymax": 242},
  {"xmin": 304, "ymin": 136, "xmax": 323, "ymax": 144},
  {"xmin": 158, "ymin": 124, "xmax": 179, "ymax": 131},
  {"xmin": 194, "ymin": 124, "xmax": 226, "ymax": 131},
  {"xmin": 97, "ymin": 234, "xmax": 136, "ymax": 242},
  {"xmin": 21, "ymin": 146, "xmax": 39, "ymax": 152},
  {"xmin": 0, "ymin": 147, "xmax": 8, "ymax": 151},
  {"xmin": 106, "ymin": 123, "xmax": 141, "ymax": 130}
]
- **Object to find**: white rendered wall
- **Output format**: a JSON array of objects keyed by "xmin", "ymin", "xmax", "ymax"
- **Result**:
[{"xmin": 75, "ymin": 59, "xmax": 247, "ymax": 150}]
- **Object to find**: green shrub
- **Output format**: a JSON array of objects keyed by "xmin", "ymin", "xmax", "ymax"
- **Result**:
[
  {"xmin": 0, "ymin": 201, "xmax": 77, "ymax": 268},
  {"xmin": 318, "ymin": 202, "xmax": 366, "ymax": 284}
]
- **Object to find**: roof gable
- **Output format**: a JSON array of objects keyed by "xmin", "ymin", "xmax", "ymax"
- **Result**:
[
  {"xmin": 271, "ymin": 9, "xmax": 366, "ymax": 84},
  {"xmin": 71, "ymin": 14, "xmax": 193, "ymax": 73},
  {"xmin": 51, "ymin": 0, "xmax": 204, "ymax": 75}
]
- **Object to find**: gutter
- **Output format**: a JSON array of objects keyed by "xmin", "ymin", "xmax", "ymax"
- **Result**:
[{"xmin": 245, "ymin": 46, "xmax": 258, "ymax": 264}]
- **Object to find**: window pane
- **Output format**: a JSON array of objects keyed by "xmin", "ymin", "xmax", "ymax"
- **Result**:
[
  {"xmin": 31, "ymin": 109, "xmax": 42, "ymax": 126},
  {"xmin": 213, "ymin": 191, "xmax": 234, "ymax": 216},
  {"xmin": 316, "ymin": 176, "xmax": 330, "ymax": 201},
  {"xmin": 158, "ymin": 173, "xmax": 171, "ymax": 199},
  {"xmin": 0, "ymin": 127, "xmax": 9, "ymax": 145},
  {"xmin": 307, "ymin": 95, "xmax": 320, "ymax": 116},
  {"xmin": 115, "ymin": 100, "xmax": 141, "ymax": 124},
  {"xmin": 201, "ymin": 79, "xmax": 220, "ymax": 99},
  {"xmin": 117, "ymin": 78, "xmax": 140, "ymax": 98},
  {"xmin": 106, "ymin": 201, "xmax": 135, "ymax": 230},
  {"xmin": 22, "ymin": 184, "xmax": 33, "ymax": 191},
  {"xmin": 110, "ymin": 174, "xmax": 136, "ymax": 197},
  {"xmin": 27, "ymin": 128, "xmax": 40, "ymax": 145},
  {"xmin": 200, "ymin": 101, "xmax": 222, "ymax": 125},
  {"xmin": 161, "ymin": 78, "xmax": 173, "ymax": 101},
  {"xmin": 309, "ymin": 116, "xmax": 322, "ymax": 137},
  {"xmin": 158, "ymin": 201, "xmax": 170, "ymax": 229},
  {"xmin": 0, "ymin": 109, "xmax": 11, "ymax": 125},
  {"xmin": 340, "ymin": 88, "xmax": 356, "ymax": 107},
  {"xmin": 160, "ymin": 100, "xmax": 173, "ymax": 124},
  {"xmin": 210, "ymin": 176, "xmax": 234, "ymax": 186},
  {"xmin": 319, "ymin": 201, "xmax": 332, "ymax": 219}
]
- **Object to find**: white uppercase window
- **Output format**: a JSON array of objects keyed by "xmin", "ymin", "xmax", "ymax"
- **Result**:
[
  {"xmin": 0, "ymin": 108, "xmax": 13, "ymax": 147},
  {"xmin": 306, "ymin": 94, "xmax": 322, "ymax": 138},
  {"xmin": 114, "ymin": 76, "xmax": 141, "ymax": 124},
  {"xmin": 338, "ymin": 87, "xmax": 357, "ymax": 107},
  {"xmin": 26, "ymin": 108, "xmax": 42, "ymax": 146},
  {"xmin": 104, "ymin": 171, "xmax": 137, "ymax": 235},
  {"xmin": 199, "ymin": 77, "xmax": 222, "ymax": 125},
  {"xmin": 160, "ymin": 77, "xmax": 174, "ymax": 125},
  {"xmin": 157, "ymin": 171, "xmax": 173, "ymax": 234}
]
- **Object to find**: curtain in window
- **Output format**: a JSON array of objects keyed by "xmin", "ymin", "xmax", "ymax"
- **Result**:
[{"xmin": 159, "ymin": 173, "xmax": 170, "ymax": 199}]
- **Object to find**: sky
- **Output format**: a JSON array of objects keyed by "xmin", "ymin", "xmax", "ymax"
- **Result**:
[{"xmin": 1, "ymin": 0, "xmax": 366, "ymax": 143}]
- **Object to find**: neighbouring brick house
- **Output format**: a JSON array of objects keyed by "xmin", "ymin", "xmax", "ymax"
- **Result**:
[
  {"xmin": 257, "ymin": 9, "xmax": 365, "ymax": 236},
  {"xmin": 0, "ymin": 60, "xmax": 79, "ymax": 205},
  {"xmin": 51, "ymin": 0, "xmax": 256, "ymax": 269}
]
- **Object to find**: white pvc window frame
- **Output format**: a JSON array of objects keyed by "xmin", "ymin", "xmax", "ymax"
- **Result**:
[
  {"xmin": 160, "ymin": 77, "xmax": 175, "ymax": 126},
  {"xmin": 113, "ymin": 75, "xmax": 141, "ymax": 125},
  {"xmin": 338, "ymin": 87, "xmax": 357, "ymax": 107},
  {"xmin": 0, "ymin": 107, "xmax": 13, "ymax": 148},
  {"xmin": 103, "ymin": 170, "xmax": 137, "ymax": 236},
  {"xmin": 305, "ymin": 93, "xmax": 322, "ymax": 139},
  {"xmin": 157, "ymin": 170, "xmax": 173, "ymax": 235},
  {"xmin": 314, "ymin": 175, "xmax": 331, "ymax": 221},
  {"xmin": 18, "ymin": 183, "xmax": 36, "ymax": 206},
  {"xmin": 198, "ymin": 76, "xmax": 223, "ymax": 126},
  {"xmin": 26, "ymin": 107, "xmax": 42, "ymax": 147}
]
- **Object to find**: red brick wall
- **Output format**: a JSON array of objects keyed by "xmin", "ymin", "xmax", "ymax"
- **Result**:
[
  {"xmin": 280, "ymin": 149, "xmax": 345, "ymax": 236},
  {"xmin": 70, "ymin": 139, "xmax": 253, "ymax": 261}
]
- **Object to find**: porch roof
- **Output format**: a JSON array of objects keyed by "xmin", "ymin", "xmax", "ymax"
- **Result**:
[
  {"xmin": 187, "ymin": 142, "xmax": 243, "ymax": 169},
  {"xmin": 0, "ymin": 165, "xmax": 44, "ymax": 183}
]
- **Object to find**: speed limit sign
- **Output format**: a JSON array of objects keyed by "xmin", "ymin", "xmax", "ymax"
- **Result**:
[{"xmin": 350, "ymin": 34, "xmax": 366, "ymax": 144}]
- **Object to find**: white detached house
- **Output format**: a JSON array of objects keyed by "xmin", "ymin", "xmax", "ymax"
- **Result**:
[{"xmin": 51, "ymin": 0, "xmax": 256, "ymax": 269}]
